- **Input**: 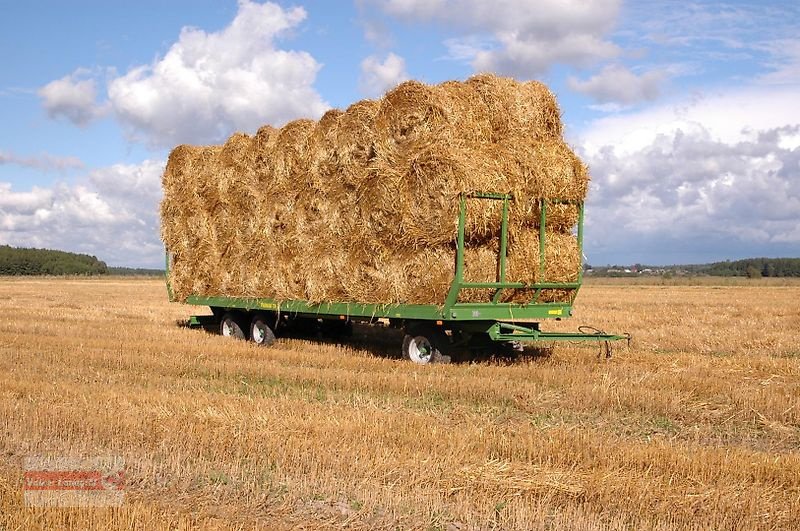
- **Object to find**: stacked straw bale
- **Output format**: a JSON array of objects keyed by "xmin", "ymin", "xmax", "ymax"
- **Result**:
[{"xmin": 161, "ymin": 74, "xmax": 587, "ymax": 305}]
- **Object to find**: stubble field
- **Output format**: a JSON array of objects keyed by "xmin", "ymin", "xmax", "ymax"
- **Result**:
[{"xmin": 0, "ymin": 277, "xmax": 799, "ymax": 530}]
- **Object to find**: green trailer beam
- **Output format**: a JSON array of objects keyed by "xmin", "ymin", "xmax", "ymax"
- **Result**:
[
  {"xmin": 184, "ymin": 294, "xmax": 574, "ymax": 322},
  {"xmin": 485, "ymin": 321, "xmax": 627, "ymax": 343}
]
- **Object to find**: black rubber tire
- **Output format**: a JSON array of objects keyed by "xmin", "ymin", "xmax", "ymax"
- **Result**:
[
  {"xmin": 402, "ymin": 324, "xmax": 452, "ymax": 364},
  {"xmin": 219, "ymin": 311, "xmax": 248, "ymax": 340},
  {"xmin": 249, "ymin": 314, "xmax": 276, "ymax": 346}
]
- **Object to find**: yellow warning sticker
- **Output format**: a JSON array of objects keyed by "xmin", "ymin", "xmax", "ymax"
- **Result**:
[{"xmin": 548, "ymin": 308, "xmax": 563, "ymax": 315}]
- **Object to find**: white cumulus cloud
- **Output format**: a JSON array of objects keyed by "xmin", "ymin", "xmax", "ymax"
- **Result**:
[
  {"xmin": 40, "ymin": 1, "xmax": 329, "ymax": 148},
  {"xmin": 576, "ymin": 86, "xmax": 800, "ymax": 264},
  {"xmin": 38, "ymin": 69, "xmax": 106, "ymax": 126},
  {"xmin": 578, "ymin": 86, "xmax": 800, "ymax": 156},
  {"xmin": 359, "ymin": 52, "xmax": 409, "ymax": 96},
  {"xmin": 0, "ymin": 160, "xmax": 165, "ymax": 267},
  {"xmin": 375, "ymin": 0, "xmax": 621, "ymax": 77},
  {"xmin": 106, "ymin": 0, "xmax": 328, "ymax": 147},
  {"xmin": 567, "ymin": 64, "xmax": 667, "ymax": 105}
]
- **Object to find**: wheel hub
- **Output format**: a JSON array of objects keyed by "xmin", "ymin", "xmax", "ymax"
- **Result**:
[{"xmin": 408, "ymin": 336, "xmax": 433, "ymax": 364}]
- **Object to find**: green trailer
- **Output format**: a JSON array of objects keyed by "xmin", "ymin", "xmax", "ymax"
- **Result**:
[{"xmin": 166, "ymin": 192, "xmax": 628, "ymax": 363}]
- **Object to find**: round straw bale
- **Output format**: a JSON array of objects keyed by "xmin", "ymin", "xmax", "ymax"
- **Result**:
[
  {"xmin": 358, "ymin": 138, "xmax": 511, "ymax": 248},
  {"xmin": 218, "ymin": 133, "xmax": 258, "ymax": 212},
  {"xmin": 336, "ymin": 99, "xmax": 380, "ymax": 175},
  {"xmin": 375, "ymin": 80, "xmax": 448, "ymax": 143},
  {"xmin": 496, "ymin": 137, "xmax": 588, "ymax": 233},
  {"xmin": 501, "ymin": 229, "xmax": 580, "ymax": 304},
  {"xmin": 272, "ymin": 119, "xmax": 315, "ymax": 193},
  {"xmin": 253, "ymin": 125, "xmax": 279, "ymax": 184},
  {"xmin": 308, "ymin": 109, "xmax": 344, "ymax": 192},
  {"xmin": 466, "ymin": 74, "xmax": 562, "ymax": 142},
  {"xmin": 434, "ymin": 80, "xmax": 492, "ymax": 141}
]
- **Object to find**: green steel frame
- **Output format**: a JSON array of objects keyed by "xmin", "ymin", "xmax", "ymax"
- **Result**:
[{"xmin": 167, "ymin": 192, "xmax": 626, "ymax": 344}]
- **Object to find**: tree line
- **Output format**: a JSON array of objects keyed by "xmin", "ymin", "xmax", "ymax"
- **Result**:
[
  {"xmin": 695, "ymin": 258, "xmax": 800, "ymax": 278},
  {"xmin": 107, "ymin": 266, "xmax": 164, "ymax": 276},
  {"xmin": 0, "ymin": 245, "xmax": 108, "ymax": 275},
  {"xmin": 587, "ymin": 257, "xmax": 800, "ymax": 278}
]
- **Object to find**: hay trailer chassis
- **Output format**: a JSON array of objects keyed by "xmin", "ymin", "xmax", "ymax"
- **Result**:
[{"xmin": 168, "ymin": 192, "xmax": 628, "ymax": 364}]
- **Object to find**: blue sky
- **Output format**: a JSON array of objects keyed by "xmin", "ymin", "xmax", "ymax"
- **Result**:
[{"xmin": 1, "ymin": 0, "xmax": 799, "ymax": 267}]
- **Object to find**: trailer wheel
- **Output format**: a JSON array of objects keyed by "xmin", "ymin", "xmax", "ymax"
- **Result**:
[
  {"xmin": 220, "ymin": 312, "xmax": 247, "ymax": 340},
  {"xmin": 402, "ymin": 324, "xmax": 451, "ymax": 364},
  {"xmin": 250, "ymin": 315, "xmax": 276, "ymax": 346}
]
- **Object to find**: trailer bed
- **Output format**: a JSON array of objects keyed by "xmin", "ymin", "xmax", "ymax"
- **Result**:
[{"xmin": 168, "ymin": 193, "xmax": 628, "ymax": 363}]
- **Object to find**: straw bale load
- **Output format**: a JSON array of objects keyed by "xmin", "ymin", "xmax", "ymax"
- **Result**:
[{"xmin": 161, "ymin": 74, "xmax": 588, "ymax": 305}]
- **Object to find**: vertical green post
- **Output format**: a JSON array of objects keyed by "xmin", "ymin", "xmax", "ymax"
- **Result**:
[
  {"xmin": 532, "ymin": 198, "xmax": 547, "ymax": 304},
  {"xmin": 492, "ymin": 195, "xmax": 510, "ymax": 303},
  {"xmin": 538, "ymin": 199, "xmax": 547, "ymax": 281},
  {"xmin": 456, "ymin": 193, "xmax": 466, "ymax": 282},
  {"xmin": 443, "ymin": 193, "xmax": 467, "ymax": 312},
  {"xmin": 498, "ymin": 196, "xmax": 509, "ymax": 282}
]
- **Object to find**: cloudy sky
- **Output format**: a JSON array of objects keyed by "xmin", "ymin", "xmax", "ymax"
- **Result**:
[{"xmin": 1, "ymin": 0, "xmax": 798, "ymax": 267}]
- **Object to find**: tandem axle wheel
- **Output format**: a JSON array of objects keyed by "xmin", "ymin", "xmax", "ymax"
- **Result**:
[
  {"xmin": 217, "ymin": 310, "xmax": 276, "ymax": 346},
  {"xmin": 401, "ymin": 323, "xmax": 454, "ymax": 364}
]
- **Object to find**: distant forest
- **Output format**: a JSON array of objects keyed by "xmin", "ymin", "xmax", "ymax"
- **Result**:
[
  {"xmin": 107, "ymin": 266, "xmax": 164, "ymax": 276},
  {"xmin": 0, "ymin": 245, "xmax": 108, "ymax": 275},
  {"xmin": 0, "ymin": 246, "xmax": 164, "ymax": 276},
  {"xmin": 589, "ymin": 257, "xmax": 800, "ymax": 278},
  {"xmin": 686, "ymin": 258, "xmax": 800, "ymax": 277}
]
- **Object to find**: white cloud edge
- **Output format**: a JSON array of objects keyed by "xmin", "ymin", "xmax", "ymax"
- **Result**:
[
  {"xmin": 575, "ymin": 84, "xmax": 800, "ymax": 156},
  {"xmin": 374, "ymin": 0, "xmax": 622, "ymax": 77},
  {"xmin": 0, "ymin": 150, "xmax": 84, "ymax": 172},
  {"xmin": 0, "ymin": 159, "xmax": 165, "ymax": 267},
  {"xmin": 359, "ymin": 52, "xmax": 409, "ymax": 96},
  {"xmin": 38, "ymin": 1, "xmax": 329, "ymax": 148},
  {"xmin": 38, "ymin": 69, "xmax": 109, "ymax": 126}
]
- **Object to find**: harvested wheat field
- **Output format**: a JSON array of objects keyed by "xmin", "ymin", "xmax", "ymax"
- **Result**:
[{"xmin": 1, "ymin": 277, "xmax": 799, "ymax": 530}]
